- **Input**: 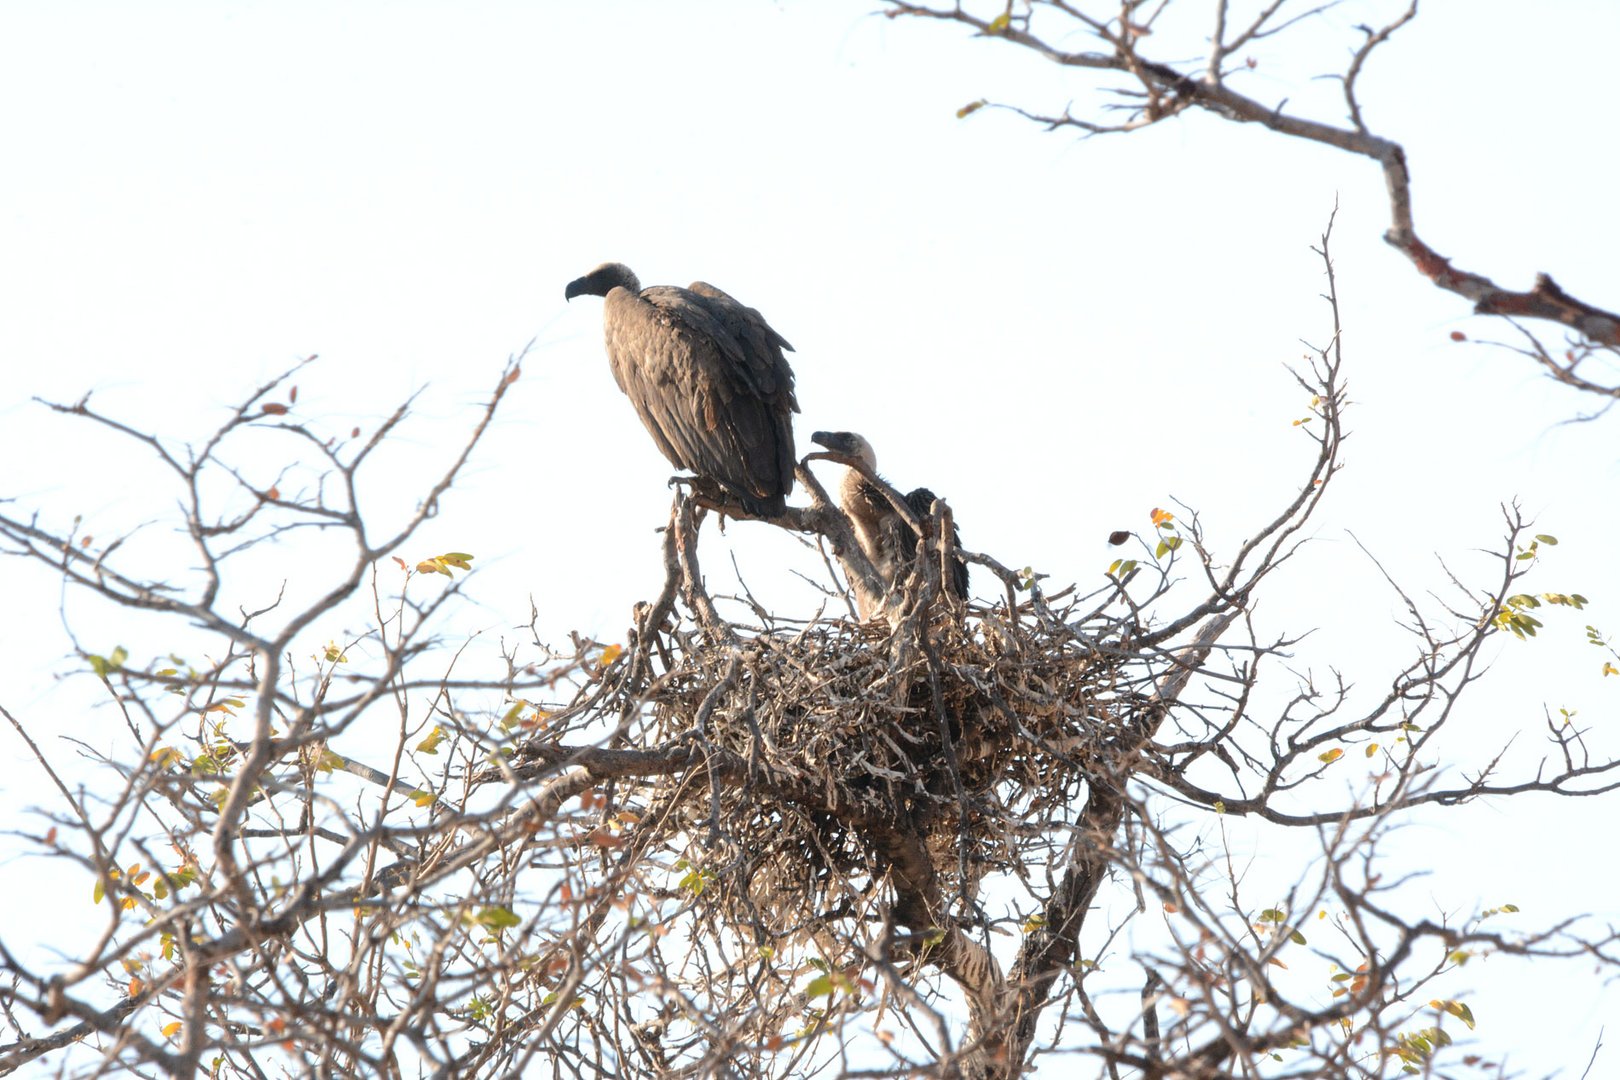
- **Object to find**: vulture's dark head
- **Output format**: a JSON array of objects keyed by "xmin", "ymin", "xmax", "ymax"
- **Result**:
[
  {"xmin": 564, "ymin": 262, "xmax": 641, "ymax": 301},
  {"xmin": 811, "ymin": 430, "xmax": 877, "ymax": 471}
]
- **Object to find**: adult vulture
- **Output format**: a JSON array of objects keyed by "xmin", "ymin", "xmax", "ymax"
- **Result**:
[
  {"xmin": 811, "ymin": 430, "xmax": 969, "ymax": 617},
  {"xmin": 564, "ymin": 262, "xmax": 798, "ymax": 516}
]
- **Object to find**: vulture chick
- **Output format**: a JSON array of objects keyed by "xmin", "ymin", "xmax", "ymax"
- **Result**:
[
  {"xmin": 811, "ymin": 430, "xmax": 969, "ymax": 618},
  {"xmin": 564, "ymin": 262, "xmax": 798, "ymax": 516}
]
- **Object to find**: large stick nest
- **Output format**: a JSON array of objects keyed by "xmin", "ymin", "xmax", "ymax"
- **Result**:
[{"xmin": 594, "ymin": 565, "xmax": 1153, "ymax": 952}]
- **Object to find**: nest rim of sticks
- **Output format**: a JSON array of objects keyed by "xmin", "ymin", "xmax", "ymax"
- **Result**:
[{"xmin": 510, "ymin": 488, "xmax": 1176, "ymax": 955}]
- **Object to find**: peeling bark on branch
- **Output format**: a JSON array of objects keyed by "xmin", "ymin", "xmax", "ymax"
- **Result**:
[{"xmin": 885, "ymin": 0, "xmax": 1620, "ymax": 392}]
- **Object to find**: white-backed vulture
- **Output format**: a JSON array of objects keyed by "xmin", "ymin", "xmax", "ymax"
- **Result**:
[
  {"xmin": 811, "ymin": 430, "xmax": 969, "ymax": 618},
  {"xmin": 564, "ymin": 262, "xmax": 798, "ymax": 516}
]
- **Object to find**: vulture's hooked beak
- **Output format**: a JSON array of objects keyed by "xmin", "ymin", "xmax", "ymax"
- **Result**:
[
  {"xmin": 810, "ymin": 431, "xmax": 858, "ymax": 455},
  {"xmin": 563, "ymin": 277, "xmax": 586, "ymax": 302}
]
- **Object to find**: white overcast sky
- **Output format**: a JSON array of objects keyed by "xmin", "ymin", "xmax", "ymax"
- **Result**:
[{"xmin": 2, "ymin": 1, "xmax": 1618, "ymax": 1072}]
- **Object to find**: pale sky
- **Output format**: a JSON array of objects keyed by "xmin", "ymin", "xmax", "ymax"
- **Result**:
[{"xmin": 2, "ymin": 1, "xmax": 1617, "ymax": 1072}]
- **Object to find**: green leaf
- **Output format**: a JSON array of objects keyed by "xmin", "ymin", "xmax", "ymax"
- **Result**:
[
  {"xmin": 986, "ymin": 12, "xmax": 1010, "ymax": 33},
  {"xmin": 1533, "ymin": 534, "xmax": 1558, "ymax": 545},
  {"xmin": 1432, "ymin": 999, "xmax": 1475, "ymax": 1030},
  {"xmin": 474, "ymin": 906, "xmax": 522, "ymax": 930}
]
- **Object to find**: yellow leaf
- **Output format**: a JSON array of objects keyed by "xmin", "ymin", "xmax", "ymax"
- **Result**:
[
  {"xmin": 1431, "ymin": 999, "xmax": 1476, "ymax": 1030},
  {"xmin": 162, "ymin": 1022, "xmax": 182, "ymax": 1039},
  {"xmin": 149, "ymin": 746, "xmax": 184, "ymax": 770},
  {"xmin": 598, "ymin": 644, "xmax": 623, "ymax": 668},
  {"xmin": 410, "ymin": 789, "xmax": 437, "ymax": 808},
  {"xmin": 1318, "ymin": 748, "xmax": 1344, "ymax": 764}
]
